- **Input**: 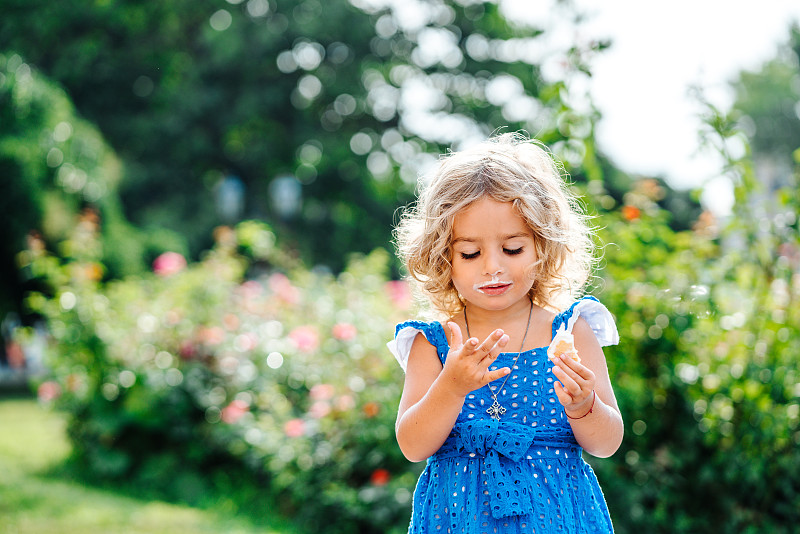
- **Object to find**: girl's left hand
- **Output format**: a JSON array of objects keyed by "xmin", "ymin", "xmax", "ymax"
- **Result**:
[{"xmin": 549, "ymin": 353, "xmax": 596, "ymax": 417}]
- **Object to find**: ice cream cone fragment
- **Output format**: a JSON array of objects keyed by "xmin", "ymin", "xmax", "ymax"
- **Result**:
[{"xmin": 547, "ymin": 326, "xmax": 580, "ymax": 362}]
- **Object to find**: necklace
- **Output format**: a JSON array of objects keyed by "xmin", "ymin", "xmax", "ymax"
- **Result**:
[{"xmin": 464, "ymin": 299, "xmax": 533, "ymax": 420}]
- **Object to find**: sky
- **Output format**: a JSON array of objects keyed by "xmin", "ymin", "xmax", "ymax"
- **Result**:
[{"xmin": 507, "ymin": 0, "xmax": 800, "ymax": 215}]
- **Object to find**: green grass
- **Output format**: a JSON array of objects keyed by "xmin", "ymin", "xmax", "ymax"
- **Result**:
[{"xmin": 0, "ymin": 396, "xmax": 296, "ymax": 534}]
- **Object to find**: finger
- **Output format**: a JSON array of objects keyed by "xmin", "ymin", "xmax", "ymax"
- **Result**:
[
  {"xmin": 551, "ymin": 365, "xmax": 583, "ymax": 397},
  {"xmin": 557, "ymin": 354, "xmax": 596, "ymax": 382},
  {"xmin": 483, "ymin": 367, "xmax": 511, "ymax": 385},
  {"xmin": 477, "ymin": 332, "xmax": 509, "ymax": 365},
  {"xmin": 553, "ymin": 356, "xmax": 594, "ymax": 388},
  {"xmin": 553, "ymin": 367, "xmax": 594, "ymax": 403},
  {"xmin": 474, "ymin": 330, "xmax": 506, "ymax": 361},
  {"xmin": 447, "ymin": 321, "xmax": 470, "ymax": 351},
  {"xmin": 552, "ymin": 382, "xmax": 573, "ymax": 406}
]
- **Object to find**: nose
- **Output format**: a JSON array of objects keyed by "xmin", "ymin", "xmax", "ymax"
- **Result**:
[{"xmin": 482, "ymin": 251, "xmax": 503, "ymax": 276}]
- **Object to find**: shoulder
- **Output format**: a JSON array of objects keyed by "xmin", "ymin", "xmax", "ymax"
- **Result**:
[
  {"xmin": 554, "ymin": 296, "xmax": 619, "ymax": 347},
  {"xmin": 572, "ymin": 316, "xmax": 602, "ymax": 350},
  {"xmin": 408, "ymin": 330, "xmax": 441, "ymax": 367},
  {"xmin": 388, "ymin": 320, "xmax": 449, "ymax": 372}
]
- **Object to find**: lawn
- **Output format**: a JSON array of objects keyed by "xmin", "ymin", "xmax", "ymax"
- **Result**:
[{"xmin": 0, "ymin": 396, "xmax": 296, "ymax": 534}]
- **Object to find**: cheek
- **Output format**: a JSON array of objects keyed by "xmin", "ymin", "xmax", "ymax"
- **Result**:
[
  {"xmin": 523, "ymin": 261, "xmax": 538, "ymax": 281},
  {"xmin": 450, "ymin": 262, "xmax": 473, "ymax": 292},
  {"xmin": 522, "ymin": 245, "xmax": 540, "ymax": 278}
]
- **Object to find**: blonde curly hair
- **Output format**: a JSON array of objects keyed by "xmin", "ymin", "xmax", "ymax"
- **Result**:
[{"xmin": 394, "ymin": 132, "xmax": 596, "ymax": 318}]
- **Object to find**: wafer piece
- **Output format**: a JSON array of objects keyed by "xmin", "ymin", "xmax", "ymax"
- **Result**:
[{"xmin": 547, "ymin": 325, "xmax": 581, "ymax": 362}]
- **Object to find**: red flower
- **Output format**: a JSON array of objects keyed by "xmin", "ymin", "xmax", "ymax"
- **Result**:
[
  {"xmin": 363, "ymin": 402, "xmax": 380, "ymax": 418},
  {"xmin": 622, "ymin": 205, "xmax": 641, "ymax": 221},
  {"xmin": 221, "ymin": 399, "xmax": 249, "ymax": 424},
  {"xmin": 370, "ymin": 468, "xmax": 391, "ymax": 486},
  {"xmin": 179, "ymin": 341, "xmax": 196, "ymax": 360}
]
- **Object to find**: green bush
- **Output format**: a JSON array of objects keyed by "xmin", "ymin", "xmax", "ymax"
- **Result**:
[
  {"xmin": 586, "ymin": 132, "xmax": 800, "ymax": 530},
  {"xmin": 21, "ymin": 139, "xmax": 800, "ymax": 532},
  {"xmin": 24, "ymin": 219, "xmax": 417, "ymax": 533}
]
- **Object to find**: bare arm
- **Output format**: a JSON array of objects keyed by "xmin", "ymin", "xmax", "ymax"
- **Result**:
[
  {"xmin": 549, "ymin": 317, "xmax": 624, "ymax": 458},
  {"xmin": 395, "ymin": 323, "xmax": 510, "ymax": 462}
]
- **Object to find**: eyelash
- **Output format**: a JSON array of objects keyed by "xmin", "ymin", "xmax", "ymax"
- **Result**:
[{"xmin": 459, "ymin": 248, "xmax": 523, "ymax": 260}]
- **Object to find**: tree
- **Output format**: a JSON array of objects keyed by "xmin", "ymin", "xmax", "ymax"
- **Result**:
[
  {"xmin": 730, "ymin": 24, "xmax": 800, "ymax": 162},
  {"xmin": 0, "ymin": 53, "xmax": 188, "ymax": 362},
  {"xmin": 0, "ymin": 0, "xmax": 608, "ymax": 270},
  {"xmin": 0, "ymin": 53, "xmax": 122, "ymax": 324}
]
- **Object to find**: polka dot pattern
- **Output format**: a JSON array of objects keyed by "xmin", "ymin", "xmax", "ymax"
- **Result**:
[{"xmin": 394, "ymin": 298, "xmax": 618, "ymax": 533}]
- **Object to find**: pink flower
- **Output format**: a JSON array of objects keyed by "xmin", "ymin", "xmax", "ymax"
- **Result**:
[
  {"xmin": 221, "ymin": 399, "xmax": 249, "ymax": 424},
  {"xmin": 198, "ymin": 326, "xmax": 225, "ymax": 346},
  {"xmin": 336, "ymin": 394, "xmax": 355, "ymax": 411},
  {"xmin": 385, "ymin": 280, "xmax": 411, "ymax": 309},
  {"xmin": 269, "ymin": 273, "xmax": 300, "ymax": 304},
  {"xmin": 152, "ymin": 251, "xmax": 187, "ymax": 276},
  {"xmin": 370, "ymin": 468, "xmax": 391, "ymax": 486},
  {"xmin": 38, "ymin": 381, "xmax": 62, "ymax": 403},
  {"xmin": 332, "ymin": 322, "xmax": 357, "ymax": 341},
  {"xmin": 179, "ymin": 341, "xmax": 196, "ymax": 360},
  {"xmin": 310, "ymin": 383, "xmax": 335, "ymax": 401},
  {"xmin": 234, "ymin": 332, "xmax": 259, "ymax": 352},
  {"xmin": 222, "ymin": 313, "xmax": 240, "ymax": 331},
  {"xmin": 284, "ymin": 418, "xmax": 306, "ymax": 438},
  {"xmin": 309, "ymin": 401, "xmax": 331, "ymax": 419},
  {"xmin": 239, "ymin": 280, "xmax": 263, "ymax": 299},
  {"xmin": 289, "ymin": 326, "xmax": 319, "ymax": 353}
]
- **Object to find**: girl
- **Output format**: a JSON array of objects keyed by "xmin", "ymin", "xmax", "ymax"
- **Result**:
[{"xmin": 388, "ymin": 133, "xmax": 623, "ymax": 533}]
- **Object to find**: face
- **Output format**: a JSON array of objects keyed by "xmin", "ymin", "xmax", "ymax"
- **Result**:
[{"xmin": 450, "ymin": 197, "xmax": 537, "ymax": 312}]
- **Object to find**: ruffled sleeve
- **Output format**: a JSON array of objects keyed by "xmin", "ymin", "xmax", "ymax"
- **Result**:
[
  {"xmin": 552, "ymin": 296, "xmax": 619, "ymax": 347},
  {"xmin": 387, "ymin": 321, "xmax": 449, "ymax": 373}
]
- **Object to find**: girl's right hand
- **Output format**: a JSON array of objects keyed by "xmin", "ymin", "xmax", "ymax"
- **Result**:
[{"xmin": 439, "ymin": 322, "xmax": 511, "ymax": 397}]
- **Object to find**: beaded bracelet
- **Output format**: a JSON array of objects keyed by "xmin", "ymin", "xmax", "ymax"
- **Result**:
[{"xmin": 566, "ymin": 390, "xmax": 596, "ymax": 420}]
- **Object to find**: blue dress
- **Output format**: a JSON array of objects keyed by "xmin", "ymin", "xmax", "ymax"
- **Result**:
[{"xmin": 388, "ymin": 297, "xmax": 619, "ymax": 534}]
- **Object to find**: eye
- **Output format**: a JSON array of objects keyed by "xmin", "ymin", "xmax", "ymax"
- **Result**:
[
  {"xmin": 504, "ymin": 247, "xmax": 523, "ymax": 256},
  {"xmin": 460, "ymin": 251, "xmax": 480, "ymax": 260}
]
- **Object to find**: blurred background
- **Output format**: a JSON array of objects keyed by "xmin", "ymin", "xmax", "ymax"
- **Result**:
[{"xmin": 1, "ymin": 0, "xmax": 798, "ymax": 533}]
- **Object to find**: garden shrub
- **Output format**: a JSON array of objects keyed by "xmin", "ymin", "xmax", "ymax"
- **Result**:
[
  {"xmin": 586, "ymin": 136, "xmax": 800, "ymax": 531},
  {"xmin": 24, "ymin": 219, "xmax": 417, "ymax": 533},
  {"xmin": 21, "ymin": 150, "xmax": 800, "ymax": 533}
]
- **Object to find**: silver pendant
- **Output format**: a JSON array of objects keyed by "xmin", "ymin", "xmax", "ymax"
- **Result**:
[{"xmin": 486, "ymin": 399, "xmax": 506, "ymax": 420}]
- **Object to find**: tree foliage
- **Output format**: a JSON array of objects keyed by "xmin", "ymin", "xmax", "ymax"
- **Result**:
[
  {"xmin": 22, "ymin": 137, "xmax": 800, "ymax": 533},
  {"xmin": 0, "ymin": 54, "xmax": 187, "ymax": 331},
  {"xmin": 729, "ymin": 24, "xmax": 800, "ymax": 160},
  {"xmin": 10, "ymin": 4, "xmax": 800, "ymax": 533},
  {"xmin": 0, "ymin": 0, "xmax": 608, "ymax": 270}
]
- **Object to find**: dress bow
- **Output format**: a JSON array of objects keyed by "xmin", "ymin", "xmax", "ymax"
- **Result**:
[{"xmin": 452, "ymin": 419, "xmax": 538, "ymax": 519}]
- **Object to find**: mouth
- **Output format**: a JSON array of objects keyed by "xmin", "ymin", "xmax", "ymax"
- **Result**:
[{"xmin": 474, "ymin": 280, "xmax": 513, "ymax": 295}]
